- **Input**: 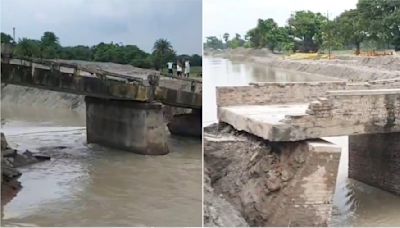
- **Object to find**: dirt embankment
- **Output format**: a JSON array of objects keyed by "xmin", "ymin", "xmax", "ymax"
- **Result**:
[
  {"xmin": 1, "ymin": 84, "xmax": 85, "ymax": 115},
  {"xmin": 1, "ymin": 133, "xmax": 50, "ymax": 207},
  {"xmin": 204, "ymin": 123, "xmax": 339, "ymax": 227},
  {"xmin": 206, "ymin": 48, "xmax": 400, "ymax": 82},
  {"xmin": 1, "ymin": 133, "xmax": 22, "ymax": 207},
  {"xmin": 204, "ymin": 166, "xmax": 248, "ymax": 227}
]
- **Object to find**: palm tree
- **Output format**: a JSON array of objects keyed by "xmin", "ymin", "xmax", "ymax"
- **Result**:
[{"xmin": 152, "ymin": 39, "xmax": 176, "ymax": 70}]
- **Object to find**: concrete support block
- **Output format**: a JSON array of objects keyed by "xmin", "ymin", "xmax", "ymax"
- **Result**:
[
  {"xmin": 267, "ymin": 140, "xmax": 341, "ymax": 226},
  {"xmin": 85, "ymin": 96, "xmax": 168, "ymax": 155},
  {"xmin": 349, "ymin": 132, "xmax": 400, "ymax": 195},
  {"xmin": 167, "ymin": 110, "xmax": 202, "ymax": 137}
]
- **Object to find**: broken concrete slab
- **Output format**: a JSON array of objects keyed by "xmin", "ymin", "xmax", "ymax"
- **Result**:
[{"xmin": 218, "ymin": 89, "xmax": 400, "ymax": 141}]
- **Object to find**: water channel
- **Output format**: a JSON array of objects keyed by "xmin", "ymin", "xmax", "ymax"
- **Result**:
[
  {"xmin": 1, "ymin": 98, "xmax": 202, "ymax": 226},
  {"xmin": 203, "ymin": 56, "xmax": 400, "ymax": 227}
]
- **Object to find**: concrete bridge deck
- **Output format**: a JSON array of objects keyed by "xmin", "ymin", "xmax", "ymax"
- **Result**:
[
  {"xmin": 217, "ymin": 82, "xmax": 400, "ymax": 141},
  {"xmin": 1, "ymin": 58, "xmax": 202, "ymax": 155},
  {"xmin": 216, "ymin": 80, "xmax": 400, "ymax": 197},
  {"xmin": 1, "ymin": 58, "xmax": 202, "ymax": 109}
]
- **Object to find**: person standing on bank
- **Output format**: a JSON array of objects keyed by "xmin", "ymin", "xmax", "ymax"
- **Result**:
[
  {"xmin": 177, "ymin": 60, "xmax": 183, "ymax": 77},
  {"xmin": 167, "ymin": 61, "xmax": 173, "ymax": 77},
  {"xmin": 184, "ymin": 60, "xmax": 190, "ymax": 78}
]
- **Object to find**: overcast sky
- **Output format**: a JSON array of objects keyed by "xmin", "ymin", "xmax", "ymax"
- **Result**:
[
  {"xmin": 1, "ymin": 0, "xmax": 202, "ymax": 54},
  {"xmin": 204, "ymin": 0, "xmax": 358, "ymax": 40}
]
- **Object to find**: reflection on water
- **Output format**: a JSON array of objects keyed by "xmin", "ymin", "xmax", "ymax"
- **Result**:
[
  {"xmin": 325, "ymin": 137, "xmax": 400, "ymax": 227},
  {"xmin": 204, "ymin": 56, "xmax": 400, "ymax": 227},
  {"xmin": 1, "ymin": 103, "xmax": 202, "ymax": 226}
]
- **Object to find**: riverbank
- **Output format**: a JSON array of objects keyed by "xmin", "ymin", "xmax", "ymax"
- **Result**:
[
  {"xmin": 205, "ymin": 48, "xmax": 400, "ymax": 82},
  {"xmin": 1, "ymin": 85, "xmax": 85, "ymax": 210},
  {"xmin": 1, "ymin": 133, "xmax": 50, "ymax": 208}
]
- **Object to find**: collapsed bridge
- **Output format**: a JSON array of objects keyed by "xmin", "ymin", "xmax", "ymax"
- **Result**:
[
  {"xmin": 214, "ymin": 79, "xmax": 400, "ymax": 225},
  {"xmin": 1, "ymin": 58, "xmax": 202, "ymax": 155}
]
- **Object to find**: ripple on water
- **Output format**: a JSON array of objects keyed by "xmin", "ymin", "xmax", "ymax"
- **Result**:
[
  {"xmin": 325, "ymin": 136, "xmax": 400, "ymax": 227},
  {"xmin": 2, "ymin": 120, "xmax": 202, "ymax": 226}
]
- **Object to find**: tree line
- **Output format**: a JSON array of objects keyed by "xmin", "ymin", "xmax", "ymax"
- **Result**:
[
  {"xmin": 1, "ymin": 31, "xmax": 202, "ymax": 70},
  {"xmin": 205, "ymin": 0, "xmax": 400, "ymax": 54}
]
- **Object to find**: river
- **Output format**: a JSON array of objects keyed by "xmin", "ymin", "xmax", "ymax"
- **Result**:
[
  {"xmin": 203, "ymin": 56, "xmax": 400, "ymax": 227},
  {"xmin": 1, "ymin": 99, "xmax": 202, "ymax": 226}
]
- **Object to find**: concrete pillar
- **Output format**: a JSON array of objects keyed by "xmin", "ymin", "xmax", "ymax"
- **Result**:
[
  {"xmin": 349, "ymin": 132, "xmax": 400, "ymax": 195},
  {"xmin": 85, "ymin": 96, "xmax": 168, "ymax": 155},
  {"xmin": 167, "ymin": 109, "xmax": 201, "ymax": 137}
]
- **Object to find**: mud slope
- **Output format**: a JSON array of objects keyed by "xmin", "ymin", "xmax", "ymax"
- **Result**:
[
  {"xmin": 206, "ymin": 48, "xmax": 400, "ymax": 82},
  {"xmin": 1, "ymin": 84, "xmax": 85, "ymax": 114}
]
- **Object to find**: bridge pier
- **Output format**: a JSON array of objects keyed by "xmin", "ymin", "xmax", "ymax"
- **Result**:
[
  {"xmin": 167, "ymin": 109, "xmax": 202, "ymax": 137},
  {"xmin": 349, "ymin": 132, "xmax": 400, "ymax": 195},
  {"xmin": 85, "ymin": 96, "xmax": 168, "ymax": 155}
]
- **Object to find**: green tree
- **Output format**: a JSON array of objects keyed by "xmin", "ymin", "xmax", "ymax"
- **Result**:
[
  {"xmin": 131, "ymin": 55, "xmax": 153, "ymax": 68},
  {"xmin": 91, "ymin": 42, "xmax": 151, "ymax": 65},
  {"xmin": 246, "ymin": 18, "xmax": 279, "ymax": 48},
  {"xmin": 386, "ymin": 9, "xmax": 400, "ymax": 50},
  {"xmin": 41, "ymin": 31, "xmax": 58, "ymax": 46},
  {"xmin": 190, "ymin": 54, "xmax": 202, "ymax": 66},
  {"xmin": 7, "ymin": 30, "xmax": 198, "ymax": 70},
  {"xmin": 335, "ymin": 9, "xmax": 366, "ymax": 54},
  {"xmin": 246, "ymin": 19, "xmax": 295, "ymax": 52},
  {"xmin": 357, "ymin": 0, "xmax": 400, "ymax": 50},
  {"xmin": 1, "ymin": 32, "xmax": 14, "ymax": 44},
  {"xmin": 92, "ymin": 42, "xmax": 112, "ymax": 62},
  {"xmin": 229, "ymin": 33, "xmax": 245, "ymax": 49},
  {"xmin": 123, "ymin": 45, "xmax": 148, "ymax": 64},
  {"xmin": 14, "ymin": 38, "xmax": 41, "ymax": 58},
  {"xmin": 204, "ymin": 36, "xmax": 224, "ymax": 50},
  {"xmin": 273, "ymin": 26, "xmax": 295, "ymax": 52},
  {"xmin": 61, "ymin": 45, "xmax": 92, "ymax": 60},
  {"xmin": 152, "ymin": 39, "xmax": 176, "ymax": 70},
  {"xmin": 40, "ymin": 31, "xmax": 61, "ymax": 59},
  {"xmin": 288, "ymin": 11, "xmax": 327, "ymax": 52}
]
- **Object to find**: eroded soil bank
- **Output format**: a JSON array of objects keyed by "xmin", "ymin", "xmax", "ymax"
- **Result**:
[
  {"xmin": 1, "ymin": 133, "xmax": 50, "ymax": 208},
  {"xmin": 204, "ymin": 124, "xmax": 340, "ymax": 227},
  {"xmin": 205, "ymin": 48, "xmax": 400, "ymax": 81}
]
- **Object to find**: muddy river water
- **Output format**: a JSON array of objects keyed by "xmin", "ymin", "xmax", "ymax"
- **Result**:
[
  {"xmin": 203, "ymin": 57, "xmax": 400, "ymax": 227},
  {"xmin": 1, "ymin": 104, "xmax": 202, "ymax": 226}
]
